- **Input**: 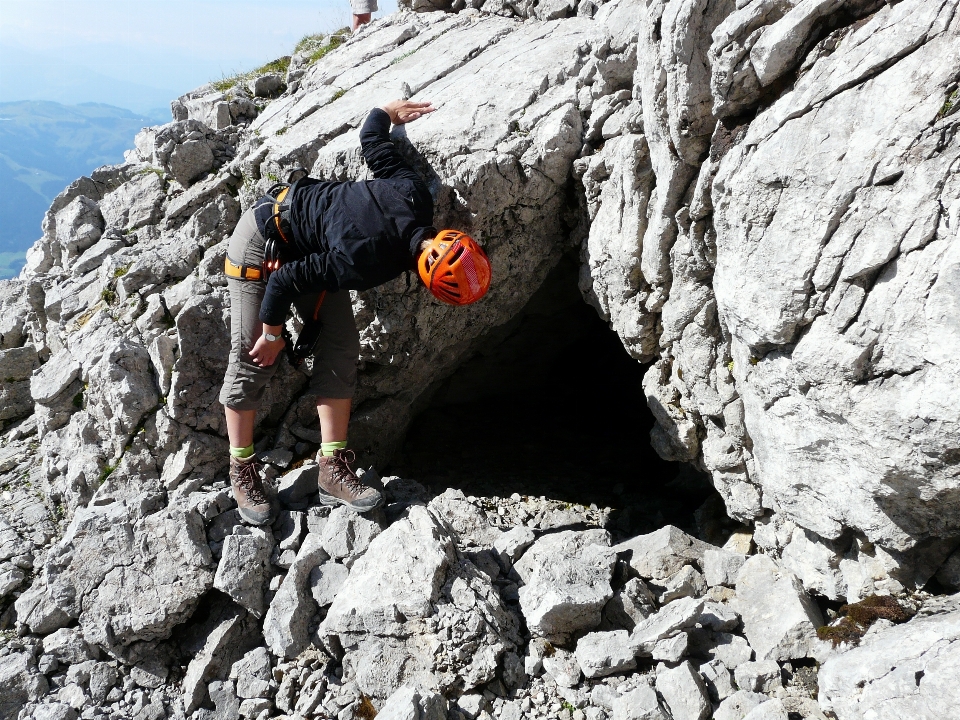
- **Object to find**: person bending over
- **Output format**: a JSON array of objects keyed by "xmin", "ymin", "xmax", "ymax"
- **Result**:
[{"xmin": 220, "ymin": 99, "xmax": 491, "ymax": 525}]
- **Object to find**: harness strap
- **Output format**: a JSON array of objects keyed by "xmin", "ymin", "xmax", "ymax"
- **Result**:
[
  {"xmin": 272, "ymin": 186, "xmax": 292, "ymax": 243},
  {"xmin": 312, "ymin": 291, "xmax": 327, "ymax": 321},
  {"xmin": 224, "ymin": 256, "xmax": 262, "ymax": 281}
]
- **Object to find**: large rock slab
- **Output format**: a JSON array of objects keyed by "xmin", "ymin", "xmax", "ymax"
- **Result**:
[
  {"xmin": 515, "ymin": 529, "xmax": 617, "ymax": 643},
  {"xmin": 575, "ymin": 629, "xmax": 637, "ymax": 679},
  {"xmin": 263, "ymin": 533, "xmax": 328, "ymax": 659},
  {"xmin": 655, "ymin": 661, "xmax": 711, "ymax": 720},
  {"xmin": 43, "ymin": 500, "xmax": 214, "ymax": 649},
  {"xmin": 819, "ymin": 595, "xmax": 960, "ymax": 720},
  {"xmin": 0, "ymin": 652, "xmax": 48, "ymax": 720},
  {"xmin": 735, "ymin": 555, "xmax": 823, "ymax": 662},
  {"xmin": 213, "ymin": 528, "xmax": 273, "ymax": 618},
  {"xmin": 614, "ymin": 525, "xmax": 712, "ymax": 580},
  {"xmin": 376, "ymin": 684, "xmax": 447, "ymax": 720},
  {"xmin": 321, "ymin": 505, "xmax": 455, "ymax": 637}
]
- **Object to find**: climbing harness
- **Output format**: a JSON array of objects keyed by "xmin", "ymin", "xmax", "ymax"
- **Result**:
[{"xmin": 222, "ymin": 171, "xmax": 302, "ymax": 283}]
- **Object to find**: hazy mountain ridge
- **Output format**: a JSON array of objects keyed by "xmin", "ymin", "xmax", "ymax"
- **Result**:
[{"xmin": 0, "ymin": 101, "xmax": 168, "ymax": 278}]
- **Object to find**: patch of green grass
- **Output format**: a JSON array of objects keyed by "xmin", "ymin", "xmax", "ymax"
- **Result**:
[
  {"xmin": 726, "ymin": 360, "xmax": 735, "ymax": 372},
  {"xmin": 295, "ymin": 33, "xmax": 326, "ymax": 54},
  {"xmin": 307, "ymin": 29, "xmax": 350, "ymax": 65},
  {"xmin": 101, "ymin": 288, "xmax": 117, "ymax": 304},
  {"xmin": 98, "ymin": 464, "xmax": 116, "ymax": 486},
  {"xmin": 561, "ymin": 701, "xmax": 576, "ymax": 713},
  {"xmin": 212, "ymin": 76, "xmax": 239, "ymax": 93},
  {"xmin": 212, "ymin": 56, "xmax": 290, "ymax": 94},
  {"xmin": 254, "ymin": 57, "xmax": 291, "ymax": 76},
  {"xmin": 332, "ymin": 88, "xmax": 347, "ymax": 101},
  {"xmin": 391, "ymin": 49, "xmax": 418, "ymax": 66},
  {"xmin": 275, "ymin": 126, "xmax": 288, "ymax": 136},
  {"xmin": 138, "ymin": 166, "xmax": 165, "ymax": 179},
  {"xmin": 936, "ymin": 88, "xmax": 959, "ymax": 121},
  {"xmin": 112, "ymin": 264, "xmax": 130, "ymax": 278},
  {"xmin": 267, "ymin": 172, "xmax": 280, "ymax": 182}
]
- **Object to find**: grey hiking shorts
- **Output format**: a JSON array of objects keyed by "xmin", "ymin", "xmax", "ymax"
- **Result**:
[
  {"xmin": 350, "ymin": 0, "xmax": 378, "ymax": 13},
  {"xmin": 219, "ymin": 209, "xmax": 360, "ymax": 411}
]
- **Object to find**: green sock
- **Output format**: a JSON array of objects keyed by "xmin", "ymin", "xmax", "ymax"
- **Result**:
[
  {"xmin": 230, "ymin": 444, "xmax": 255, "ymax": 459},
  {"xmin": 321, "ymin": 440, "xmax": 348, "ymax": 457}
]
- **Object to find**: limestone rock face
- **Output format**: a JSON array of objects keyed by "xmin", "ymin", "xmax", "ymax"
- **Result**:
[
  {"xmin": 3, "ymin": 0, "xmax": 957, "ymax": 589},
  {"xmin": 2, "ymin": 2, "xmax": 960, "ymax": 719},
  {"xmin": 712, "ymin": 0, "xmax": 960, "ymax": 554}
]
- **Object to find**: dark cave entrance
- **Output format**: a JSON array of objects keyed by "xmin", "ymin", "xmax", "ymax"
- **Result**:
[{"xmin": 391, "ymin": 253, "xmax": 720, "ymax": 540}]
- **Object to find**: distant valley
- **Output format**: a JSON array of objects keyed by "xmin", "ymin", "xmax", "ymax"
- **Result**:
[{"xmin": 0, "ymin": 101, "xmax": 168, "ymax": 279}]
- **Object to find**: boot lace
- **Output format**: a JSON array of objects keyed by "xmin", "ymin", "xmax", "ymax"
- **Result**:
[
  {"xmin": 330, "ymin": 449, "xmax": 368, "ymax": 496},
  {"xmin": 235, "ymin": 460, "xmax": 269, "ymax": 505}
]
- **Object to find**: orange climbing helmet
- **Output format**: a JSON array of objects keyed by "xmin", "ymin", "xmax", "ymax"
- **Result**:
[{"xmin": 417, "ymin": 230, "xmax": 491, "ymax": 305}]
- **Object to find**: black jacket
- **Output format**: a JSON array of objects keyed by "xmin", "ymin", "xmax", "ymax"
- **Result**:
[{"xmin": 257, "ymin": 108, "xmax": 435, "ymax": 325}]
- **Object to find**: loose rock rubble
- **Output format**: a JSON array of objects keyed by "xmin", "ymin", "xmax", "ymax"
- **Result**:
[{"xmin": 2, "ymin": 1, "xmax": 960, "ymax": 719}]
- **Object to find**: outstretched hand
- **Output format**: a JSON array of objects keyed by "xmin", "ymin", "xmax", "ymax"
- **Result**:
[{"xmin": 380, "ymin": 99, "xmax": 435, "ymax": 125}]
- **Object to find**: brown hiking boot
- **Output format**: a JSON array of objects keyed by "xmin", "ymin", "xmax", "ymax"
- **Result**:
[
  {"xmin": 316, "ymin": 449, "xmax": 382, "ymax": 513},
  {"xmin": 229, "ymin": 456, "xmax": 276, "ymax": 526}
]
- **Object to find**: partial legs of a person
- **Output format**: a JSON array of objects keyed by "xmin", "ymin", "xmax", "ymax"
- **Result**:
[
  {"xmin": 220, "ymin": 210, "xmax": 281, "ymax": 525},
  {"xmin": 303, "ymin": 290, "xmax": 382, "ymax": 512},
  {"xmin": 350, "ymin": 0, "xmax": 377, "ymax": 31}
]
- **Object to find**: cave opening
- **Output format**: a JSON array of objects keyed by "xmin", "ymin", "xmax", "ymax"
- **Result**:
[{"xmin": 391, "ymin": 253, "xmax": 720, "ymax": 540}]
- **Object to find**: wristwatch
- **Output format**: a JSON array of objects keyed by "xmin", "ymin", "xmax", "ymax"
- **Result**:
[{"xmin": 264, "ymin": 332, "xmax": 281, "ymax": 342}]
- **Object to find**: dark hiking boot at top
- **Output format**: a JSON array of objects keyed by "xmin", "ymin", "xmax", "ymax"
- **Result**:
[
  {"xmin": 230, "ymin": 455, "xmax": 276, "ymax": 525},
  {"xmin": 316, "ymin": 449, "xmax": 382, "ymax": 513}
]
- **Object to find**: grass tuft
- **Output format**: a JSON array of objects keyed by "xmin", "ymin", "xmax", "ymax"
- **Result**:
[
  {"xmin": 295, "ymin": 33, "xmax": 327, "ymax": 54},
  {"xmin": 936, "ymin": 88, "xmax": 959, "ymax": 121},
  {"xmin": 98, "ymin": 463, "xmax": 116, "ymax": 486},
  {"xmin": 307, "ymin": 29, "xmax": 350, "ymax": 65},
  {"xmin": 391, "ymin": 49, "xmax": 418, "ymax": 66},
  {"xmin": 212, "ymin": 56, "xmax": 291, "ymax": 93},
  {"xmin": 354, "ymin": 695, "xmax": 377, "ymax": 720}
]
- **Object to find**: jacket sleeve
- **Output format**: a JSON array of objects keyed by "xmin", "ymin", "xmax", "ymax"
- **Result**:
[
  {"xmin": 258, "ymin": 243, "xmax": 390, "ymax": 325},
  {"xmin": 360, "ymin": 107, "xmax": 423, "ymax": 184},
  {"xmin": 258, "ymin": 254, "xmax": 343, "ymax": 325}
]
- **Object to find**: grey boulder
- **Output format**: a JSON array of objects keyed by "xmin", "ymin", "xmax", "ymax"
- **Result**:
[
  {"xmin": 262, "ymin": 532, "xmax": 328, "ymax": 659},
  {"xmin": 515, "ymin": 529, "xmax": 616, "ymax": 643},
  {"xmin": 43, "ymin": 500, "xmax": 214, "ymax": 649},
  {"xmin": 614, "ymin": 526, "xmax": 712, "ymax": 580},
  {"xmin": 735, "ymin": 555, "xmax": 823, "ymax": 662}
]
